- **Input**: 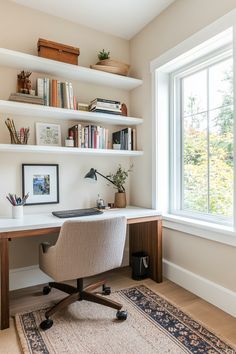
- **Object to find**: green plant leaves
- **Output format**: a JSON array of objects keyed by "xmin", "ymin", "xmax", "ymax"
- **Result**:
[
  {"xmin": 107, "ymin": 165, "xmax": 132, "ymax": 193},
  {"xmin": 98, "ymin": 49, "xmax": 110, "ymax": 61}
]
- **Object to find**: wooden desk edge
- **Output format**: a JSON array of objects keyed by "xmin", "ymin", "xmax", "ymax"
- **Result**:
[
  {"xmin": 127, "ymin": 215, "xmax": 161, "ymax": 224},
  {"xmin": 0, "ymin": 215, "xmax": 161, "ymax": 239},
  {"xmin": 0, "ymin": 227, "xmax": 61, "ymax": 239}
]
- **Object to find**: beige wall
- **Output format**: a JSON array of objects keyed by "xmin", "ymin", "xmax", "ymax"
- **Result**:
[
  {"xmin": 130, "ymin": 0, "xmax": 236, "ymax": 292},
  {"xmin": 0, "ymin": 0, "xmax": 132, "ymax": 269}
]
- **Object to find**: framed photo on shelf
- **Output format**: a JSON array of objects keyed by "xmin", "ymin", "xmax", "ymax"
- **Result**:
[
  {"xmin": 22, "ymin": 164, "xmax": 59, "ymax": 205},
  {"xmin": 36, "ymin": 123, "xmax": 61, "ymax": 146}
]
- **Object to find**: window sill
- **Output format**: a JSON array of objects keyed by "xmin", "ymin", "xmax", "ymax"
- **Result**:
[{"xmin": 162, "ymin": 213, "xmax": 236, "ymax": 247}]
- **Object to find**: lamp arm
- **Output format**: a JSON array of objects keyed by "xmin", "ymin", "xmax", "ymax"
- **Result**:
[
  {"xmin": 96, "ymin": 171, "xmax": 116, "ymax": 186},
  {"xmin": 96, "ymin": 171, "xmax": 125, "ymax": 192}
]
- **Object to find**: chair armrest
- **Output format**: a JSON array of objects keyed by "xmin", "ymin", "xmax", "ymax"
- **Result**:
[{"xmin": 40, "ymin": 242, "xmax": 52, "ymax": 253}]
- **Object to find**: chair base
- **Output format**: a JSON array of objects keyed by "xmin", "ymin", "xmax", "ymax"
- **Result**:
[{"xmin": 40, "ymin": 278, "xmax": 127, "ymax": 330}]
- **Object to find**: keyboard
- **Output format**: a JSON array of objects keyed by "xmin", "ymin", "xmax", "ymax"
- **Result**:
[{"xmin": 52, "ymin": 208, "xmax": 103, "ymax": 218}]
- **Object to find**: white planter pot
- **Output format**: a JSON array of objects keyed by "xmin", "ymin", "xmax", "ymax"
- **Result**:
[{"xmin": 113, "ymin": 144, "xmax": 121, "ymax": 150}]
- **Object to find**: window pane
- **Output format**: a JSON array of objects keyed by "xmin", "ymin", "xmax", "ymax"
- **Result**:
[
  {"xmin": 209, "ymin": 58, "xmax": 233, "ymax": 110},
  {"xmin": 181, "ymin": 56, "xmax": 233, "ymax": 221},
  {"xmin": 183, "ymin": 70, "xmax": 207, "ymax": 116},
  {"xmin": 209, "ymin": 106, "xmax": 233, "ymax": 217},
  {"xmin": 183, "ymin": 113, "xmax": 208, "ymax": 212}
]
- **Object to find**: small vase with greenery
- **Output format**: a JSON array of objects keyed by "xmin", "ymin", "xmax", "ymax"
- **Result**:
[{"xmin": 107, "ymin": 165, "xmax": 132, "ymax": 208}]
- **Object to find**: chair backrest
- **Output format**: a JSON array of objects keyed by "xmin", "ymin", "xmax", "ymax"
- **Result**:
[{"xmin": 47, "ymin": 217, "xmax": 127, "ymax": 281}]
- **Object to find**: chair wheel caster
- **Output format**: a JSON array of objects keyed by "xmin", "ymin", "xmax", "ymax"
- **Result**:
[
  {"xmin": 40, "ymin": 318, "xmax": 53, "ymax": 330},
  {"xmin": 43, "ymin": 286, "xmax": 51, "ymax": 295},
  {"xmin": 102, "ymin": 285, "xmax": 111, "ymax": 295},
  {"xmin": 116, "ymin": 310, "xmax": 128, "ymax": 321}
]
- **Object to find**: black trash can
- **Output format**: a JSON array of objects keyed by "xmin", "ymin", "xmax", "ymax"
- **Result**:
[{"xmin": 131, "ymin": 251, "xmax": 149, "ymax": 280}]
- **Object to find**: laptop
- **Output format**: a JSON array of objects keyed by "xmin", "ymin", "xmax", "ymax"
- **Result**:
[{"xmin": 52, "ymin": 208, "xmax": 103, "ymax": 218}]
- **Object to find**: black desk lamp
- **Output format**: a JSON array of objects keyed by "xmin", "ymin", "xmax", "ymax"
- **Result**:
[{"xmin": 84, "ymin": 168, "xmax": 118, "ymax": 189}]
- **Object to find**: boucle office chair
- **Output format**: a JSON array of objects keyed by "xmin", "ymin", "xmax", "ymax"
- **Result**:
[{"xmin": 39, "ymin": 217, "xmax": 127, "ymax": 330}]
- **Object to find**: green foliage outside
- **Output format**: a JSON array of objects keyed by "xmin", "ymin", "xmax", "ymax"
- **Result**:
[{"xmin": 183, "ymin": 65, "xmax": 233, "ymax": 218}]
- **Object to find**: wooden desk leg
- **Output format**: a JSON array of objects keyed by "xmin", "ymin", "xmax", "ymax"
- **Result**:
[
  {"xmin": 156, "ymin": 220, "xmax": 162, "ymax": 283},
  {"xmin": 129, "ymin": 220, "xmax": 162, "ymax": 283},
  {"xmin": 0, "ymin": 238, "xmax": 9, "ymax": 330}
]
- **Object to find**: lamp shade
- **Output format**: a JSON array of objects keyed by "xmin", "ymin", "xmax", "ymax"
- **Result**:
[
  {"xmin": 84, "ymin": 168, "xmax": 117, "ymax": 189},
  {"xmin": 84, "ymin": 168, "xmax": 97, "ymax": 181}
]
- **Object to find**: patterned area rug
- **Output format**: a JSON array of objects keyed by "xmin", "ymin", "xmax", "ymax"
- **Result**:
[{"xmin": 15, "ymin": 285, "xmax": 236, "ymax": 354}]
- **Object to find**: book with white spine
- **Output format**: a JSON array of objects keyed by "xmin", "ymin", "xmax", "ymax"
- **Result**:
[
  {"xmin": 69, "ymin": 82, "xmax": 74, "ymax": 110},
  {"xmin": 37, "ymin": 78, "xmax": 44, "ymax": 98}
]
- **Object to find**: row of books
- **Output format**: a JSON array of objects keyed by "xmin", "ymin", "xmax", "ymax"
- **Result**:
[
  {"xmin": 89, "ymin": 97, "xmax": 122, "ymax": 115},
  {"xmin": 112, "ymin": 128, "xmax": 137, "ymax": 151},
  {"xmin": 69, "ymin": 124, "xmax": 109, "ymax": 149},
  {"xmin": 37, "ymin": 78, "xmax": 76, "ymax": 109}
]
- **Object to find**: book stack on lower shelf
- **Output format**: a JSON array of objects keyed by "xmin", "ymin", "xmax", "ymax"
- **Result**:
[
  {"xmin": 68, "ymin": 124, "xmax": 137, "ymax": 151},
  {"xmin": 89, "ymin": 98, "xmax": 122, "ymax": 115},
  {"xmin": 69, "ymin": 124, "xmax": 109, "ymax": 149}
]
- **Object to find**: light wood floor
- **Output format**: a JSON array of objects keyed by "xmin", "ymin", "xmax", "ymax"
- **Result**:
[{"xmin": 1, "ymin": 267, "xmax": 236, "ymax": 353}]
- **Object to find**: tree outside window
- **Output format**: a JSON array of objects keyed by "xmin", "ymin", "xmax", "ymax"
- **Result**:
[{"xmin": 182, "ymin": 57, "xmax": 233, "ymax": 218}]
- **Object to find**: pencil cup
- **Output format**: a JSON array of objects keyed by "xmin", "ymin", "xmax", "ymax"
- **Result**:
[{"xmin": 12, "ymin": 205, "xmax": 23, "ymax": 219}]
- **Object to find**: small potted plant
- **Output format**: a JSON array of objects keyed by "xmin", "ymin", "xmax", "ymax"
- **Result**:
[
  {"xmin": 113, "ymin": 139, "xmax": 121, "ymax": 150},
  {"xmin": 90, "ymin": 49, "xmax": 130, "ymax": 76},
  {"xmin": 107, "ymin": 165, "xmax": 132, "ymax": 208},
  {"xmin": 98, "ymin": 49, "xmax": 110, "ymax": 62}
]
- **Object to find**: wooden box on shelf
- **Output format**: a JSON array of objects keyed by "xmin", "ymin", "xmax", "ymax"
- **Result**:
[{"xmin": 37, "ymin": 38, "xmax": 80, "ymax": 65}]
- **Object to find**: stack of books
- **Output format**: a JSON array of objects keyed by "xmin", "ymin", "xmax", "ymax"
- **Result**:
[
  {"xmin": 89, "ymin": 98, "xmax": 122, "ymax": 115},
  {"xmin": 112, "ymin": 127, "xmax": 136, "ymax": 151},
  {"xmin": 37, "ymin": 78, "xmax": 76, "ymax": 109},
  {"xmin": 9, "ymin": 93, "xmax": 44, "ymax": 105},
  {"xmin": 78, "ymin": 102, "xmax": 89, "ymax": 111},
  {"xmin": 68, "ymin": 124, "xmax": 109, "ymax": 149}
]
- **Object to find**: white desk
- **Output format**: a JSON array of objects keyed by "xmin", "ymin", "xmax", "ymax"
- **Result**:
[
  {"xmin": 0, "ymin": 206, "xmax": 162, "ymax": 330},
  {"xmin": 0, "ymin": 206, "xmax": 161, "ymax": 232}
]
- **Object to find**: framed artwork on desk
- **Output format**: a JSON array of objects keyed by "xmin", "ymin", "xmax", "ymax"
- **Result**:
[{"xmin": 22, "ymin": 164, "xmax": 59, "ymax": 205}]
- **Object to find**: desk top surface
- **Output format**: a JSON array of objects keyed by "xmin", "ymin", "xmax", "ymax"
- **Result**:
[{"xmin": 0, "ymin": 206, "xmax": 161, "ymax": 233}]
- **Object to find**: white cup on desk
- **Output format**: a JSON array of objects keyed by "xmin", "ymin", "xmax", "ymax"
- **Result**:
[{"xmin": 12, "ymin": 205, "xmax": 24, "ymax": 219}]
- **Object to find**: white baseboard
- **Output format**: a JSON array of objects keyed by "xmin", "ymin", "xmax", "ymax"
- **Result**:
[
  {"xmin": 163, "ymin": 259, "xmax": 236, "ymax": 317},
  {"xmin": 10, "ymin": 266, "xmax": 53, "ymax": 291}
]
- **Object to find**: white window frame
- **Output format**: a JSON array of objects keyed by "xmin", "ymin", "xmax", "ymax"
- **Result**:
[
  {"xmin": 150, "ymin": 9, "xmax": 236, "ymax": 246},
  {"xmin": 170, "ymin": 47, "xmax": 233, "ymax": 226}
]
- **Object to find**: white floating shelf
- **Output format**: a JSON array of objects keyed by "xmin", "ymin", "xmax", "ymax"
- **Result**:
[
  {"xmin": 0, "ymin": 48, "xmax": 142, "ymax": 90},
  {"xmin": 0, "ymin": 100, "xmax": 143, "ymax": 126},
  {"xmin": 0, "ymin": 144, "xmax": 143, "ymax": 157}
]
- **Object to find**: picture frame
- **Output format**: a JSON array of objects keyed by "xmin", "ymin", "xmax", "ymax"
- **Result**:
[
  {"xmin": 22, "ymin": 164, "xmax": 59, "ymax": 205},
  {"xmin": 36, "ymin": 122, "xmax": 61, "ymax": 146}
]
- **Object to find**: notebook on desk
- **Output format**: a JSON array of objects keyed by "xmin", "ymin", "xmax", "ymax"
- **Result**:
[{"xmin": 52, "ymin": 208, "xmax": 103, "ymax": 218}]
